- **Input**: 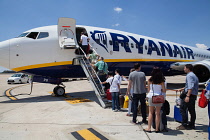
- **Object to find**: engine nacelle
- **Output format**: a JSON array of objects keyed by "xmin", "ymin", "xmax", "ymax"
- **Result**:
[
  {"xmin": 193, "ymin": 60, "xmax": 210, "ymax": 83},
  {"xmin": 170, "ymin": 60, "xmax": 210, "ymax": 83}
]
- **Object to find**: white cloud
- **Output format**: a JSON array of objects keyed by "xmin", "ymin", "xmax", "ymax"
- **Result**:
[
  {"xmin": 112, "ymin": 23, "xmax": 120, "ymax": 27},
  {"xmin": 196, "ymin": 44, "xmax": 208, "ymax": 49},
  {"xmin": 114, "ymin": 7, "xmax": 122, "ymax": 13}
]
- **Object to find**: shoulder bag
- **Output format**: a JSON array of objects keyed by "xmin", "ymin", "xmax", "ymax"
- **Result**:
[
  {"xmin": 198, "ymin": 89, "xmax": 208, "ymax": 108},
  {"xmin": 152, "ymin": 84, "xmax": 165, "ymax": 104},
  {"xmin": 180, "ymin": 90, "xmax": 187, "ymax": 99}
]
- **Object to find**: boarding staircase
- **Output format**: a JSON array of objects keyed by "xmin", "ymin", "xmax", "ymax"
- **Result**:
[{"xmin": 75, "ymin": 48, "xmax": 110, "ymax": 108}]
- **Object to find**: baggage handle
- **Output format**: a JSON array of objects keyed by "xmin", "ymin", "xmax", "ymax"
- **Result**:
[
  {"xmin": 175, "ymin": 90, "xmax": 182, "ymax": 106},
  {"xmin": 176, "ymin": 90, "xmax": 182, "ymax": 98}
]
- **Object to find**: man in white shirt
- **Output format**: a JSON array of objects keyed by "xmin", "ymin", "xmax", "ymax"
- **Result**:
[
  {"xmin": 80, "ymin": 32, "xmax": 90, "ymax": 54},
  {"xmin": 101, "ymin": 72, "xmax": 120, "ymax": 112}
]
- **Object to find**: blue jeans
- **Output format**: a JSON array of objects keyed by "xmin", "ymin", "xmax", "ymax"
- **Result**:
[{"xmin": 111, "ymin": 92, "xmax": 120, "ymax": 110}]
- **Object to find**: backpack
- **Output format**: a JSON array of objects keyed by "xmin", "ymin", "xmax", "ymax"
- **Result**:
[{"xmin": 163, "ymin": 100, "xmax": 170, "ymax": 115}]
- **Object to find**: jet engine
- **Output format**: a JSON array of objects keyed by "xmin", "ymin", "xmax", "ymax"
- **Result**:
[{"xmin": 193, "ymin": 60, "xmax": 210, "ymax": 83}]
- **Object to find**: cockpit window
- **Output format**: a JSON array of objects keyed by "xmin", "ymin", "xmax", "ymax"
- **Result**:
[
  {"xmin": 18, "ymin": 32, "xmax": 29, "ymax": 37},
  {"xmin": 26, "ymin": 32, "xmax": 39, "ymax": 39},
  {"xmin": 37, "ymin": 32, "xmax": 49, "ymax": 39}
]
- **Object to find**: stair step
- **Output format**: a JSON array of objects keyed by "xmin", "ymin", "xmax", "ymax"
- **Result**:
[{"xmin": 78, "ymin": 58, "xmax": 108, "ymax": 108}]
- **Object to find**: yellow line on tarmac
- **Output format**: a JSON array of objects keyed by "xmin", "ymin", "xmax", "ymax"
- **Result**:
[
  {"xmin": 5, "ymin": 84, "xmax": 30, "ymax": 100},
  {"xmin": 77, "ymin": 129, "xmax": 101, "ymax": 140},
  {"xmin": 5, "ymin": 87, "xmax": 17, "ymax": 100}
]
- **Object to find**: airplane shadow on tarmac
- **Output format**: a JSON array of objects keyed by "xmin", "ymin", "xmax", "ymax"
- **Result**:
[{"xmin": 0, "ymin": 90, "xmax": 102, "ymax": 106}]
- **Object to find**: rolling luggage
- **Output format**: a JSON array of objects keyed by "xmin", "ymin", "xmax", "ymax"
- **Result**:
[
  {"xmin": 119, "ymin": 94, "xmax": 125, "ymax": 108},
  {"xmin": 174, "ymin": 105, "xmax": 183, "ymax": 122},
  {"xmin": 174, "ymin": 91, "xmax": 188, "ymax": 122}
]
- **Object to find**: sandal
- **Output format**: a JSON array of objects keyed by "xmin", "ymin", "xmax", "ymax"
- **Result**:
[{"xmin": 143, "ymin": 129, "xmax": 151, "ymax": 133}]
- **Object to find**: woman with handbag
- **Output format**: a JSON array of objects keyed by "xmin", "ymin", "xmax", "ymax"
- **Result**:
[{"xmin": 143, "ymin": 68, "xmax": 166, "ymax": 133}]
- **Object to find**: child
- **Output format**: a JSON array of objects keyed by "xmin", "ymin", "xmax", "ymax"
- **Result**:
[{"xmin": 101, "ymin": 71, "xmax": 120, "ymax": 112}]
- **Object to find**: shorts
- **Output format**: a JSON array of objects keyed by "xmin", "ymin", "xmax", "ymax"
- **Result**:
[{"xmin": 148, "ymin": 98, "xmax": 163, "ymax": 107}]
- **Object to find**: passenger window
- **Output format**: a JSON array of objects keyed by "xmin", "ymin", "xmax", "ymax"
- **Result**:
[
  {"xmin": 95, "ymin": 39, "xmax": 100, "ymax": 44},
  {"xmin": 131, "ymin": 43, "xmax": 134, "ymax": 48},
  {"xmin": 140, "ymin": 45, "xmax": 143, "ymax": 49},
  {"xmin": 26, "ymin": 32, "xmax": 39, "ymax": 39},
  {"xmin": 103, "ymin": 40, "xmax": 106, "ymax": 45},
  {"xmin": 37, "ymin": 32, "xmax": 49, "ymax": 39},
  {"xmin": 136, "ymin": 44, "xmax": 138, "ymax": 48},
  {"xmin": 109, "ymin": 40, "xmax": 113, "ymax": 45},
  {"xmin": 145, "ymin": 45, "xmax": 147, "ymax": 50},
  {"xmin": 115, "ymin": 41, "xmax": 119, "ymax": 46},
  {"xmin": 121, "ymin": 42, "xmax": 124, "ymax": 47},
  {"xmin": 126, "ymin": 42, "xmax": 129, "ymax": 47}
]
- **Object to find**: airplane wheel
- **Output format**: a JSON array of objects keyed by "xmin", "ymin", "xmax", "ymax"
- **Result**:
[{"xmin": 53, "ymin": 86, "xmax": 65, "ymax": 96}]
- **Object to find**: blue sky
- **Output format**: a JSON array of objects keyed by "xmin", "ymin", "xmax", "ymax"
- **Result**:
[{"xmin": 0, "ymin": 0, "xmax": 210, "ymax": 71}]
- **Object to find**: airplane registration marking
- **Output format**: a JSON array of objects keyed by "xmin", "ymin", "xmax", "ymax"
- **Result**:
[{"xmin": 62, "ymin": 26, "xmax": 71, "ymax": 27}]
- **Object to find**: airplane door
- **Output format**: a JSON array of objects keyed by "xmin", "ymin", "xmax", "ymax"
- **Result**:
[{"xmin": 58, "ymin": 18, "xmax": 77, "ymax": 49}]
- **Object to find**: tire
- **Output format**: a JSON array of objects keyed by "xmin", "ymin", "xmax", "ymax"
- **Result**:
[{"xmin": 53, "ymin": 86, "xmax": 65, "ymax": 96}]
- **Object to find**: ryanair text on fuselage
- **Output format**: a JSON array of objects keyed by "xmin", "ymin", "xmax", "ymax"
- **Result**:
[{"xmin": 90, "ymin": 30, "xmax": 194, "ymax": 60}]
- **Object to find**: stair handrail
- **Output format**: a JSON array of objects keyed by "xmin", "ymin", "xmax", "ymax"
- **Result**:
[{"xmin": 80, "ymin": 57, "xmax": 105, "ymax": 95}]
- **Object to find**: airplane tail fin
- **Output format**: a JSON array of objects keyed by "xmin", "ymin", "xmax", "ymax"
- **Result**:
[{"xmin": 207, "ymin": 48, "xmax": 210, "ymax": 51}]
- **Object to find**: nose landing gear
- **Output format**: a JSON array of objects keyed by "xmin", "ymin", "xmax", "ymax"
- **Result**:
[{"xmin": 53, "ymin": 83, "xmax": 66, "ymax": 96}]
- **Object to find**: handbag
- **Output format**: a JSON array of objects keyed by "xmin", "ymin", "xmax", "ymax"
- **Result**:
[
  {"xmin": 180, "ymin": 90, "xmax": 187, "ymax": 99},
  {"xmin": 152, "ymin": 84, "xmax": 165, "ymax": 104},
  {"xmin": 198, "ymin": 89, "xmax": 208, "ymax": 108}
]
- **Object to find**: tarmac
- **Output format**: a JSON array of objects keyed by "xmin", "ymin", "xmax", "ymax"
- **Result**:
[{"xmin": 0, "ymin": 74, "xmax": 208, "ymax": 140}]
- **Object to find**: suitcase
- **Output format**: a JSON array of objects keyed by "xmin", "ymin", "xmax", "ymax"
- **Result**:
[
  {"xmin": 174, "ymin": 105, "xmax": 183, "ymax": 122},
  {"xmin": 174, "ymin": 91, "xmax": 188, "ymax": 123},
  {"xmin": 119, "ymin": 94, "xmax": 125, "ymax": 108},
  {"xmin": 106, "ymin": 89, "xmax": 112, "ymax": 100}
]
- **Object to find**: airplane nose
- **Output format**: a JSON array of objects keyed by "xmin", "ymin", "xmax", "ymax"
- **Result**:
[{"xmin": 0, "ymin": 40, "xmax": 10, "ymax": 69}]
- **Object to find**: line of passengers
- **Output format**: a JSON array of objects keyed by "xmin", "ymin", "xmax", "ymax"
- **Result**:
[{"xmin": 80, "ymin": 32, "xmax": 200, "ymax": 134}]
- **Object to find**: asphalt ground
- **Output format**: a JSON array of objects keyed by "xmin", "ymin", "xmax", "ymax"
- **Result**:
[{"xmin": 0, "ymin": 74, "xmax": 208, "ymax": 140}]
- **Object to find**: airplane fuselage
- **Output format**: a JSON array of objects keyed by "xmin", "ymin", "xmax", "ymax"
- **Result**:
[{"xmin": 0, "ymin": 24, "xmax": 210, "ymax": 82}]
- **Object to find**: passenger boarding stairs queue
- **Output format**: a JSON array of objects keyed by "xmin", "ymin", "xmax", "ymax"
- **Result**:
[
  {"xmin": 75, "ymin": 48, "xmax": 111, "ymax": 108},
  {"xmin": 79, "ymin": 57, "xmax": 110, "ymax": 108}
]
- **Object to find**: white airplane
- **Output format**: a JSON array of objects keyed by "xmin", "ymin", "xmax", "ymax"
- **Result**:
[{"xmin": 0, "ymin": 18, "xmax": 209, "ymax": 97}]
